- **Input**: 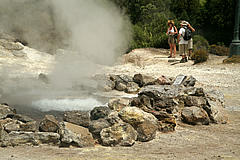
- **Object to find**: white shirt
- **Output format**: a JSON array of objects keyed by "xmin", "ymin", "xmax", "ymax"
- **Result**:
[{"xmin": 179, "ymin": 27, "xmax": 188, "ymax": 44}]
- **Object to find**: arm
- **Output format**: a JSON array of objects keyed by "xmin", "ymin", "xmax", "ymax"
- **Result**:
[
  {"xmin": 188, "ymin": 24, "xmax": 195, "ymax": 32},
  {"xmin": 166, "ymin": 28, "xmax": 169, "ymax": 35}
]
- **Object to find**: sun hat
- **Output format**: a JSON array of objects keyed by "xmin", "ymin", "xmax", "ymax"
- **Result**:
[{"xmin": 180, "ymin": 20, "xmax": 188, "ymax": 26}]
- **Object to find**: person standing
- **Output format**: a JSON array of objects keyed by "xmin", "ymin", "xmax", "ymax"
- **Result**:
[
  {"xmin": 166, "ymin": 20, "xmax": 178, "ymax": 58},
  {"xmin": 186, "ymin": 21, "xmax": 195, "ymax": 60},
  {"xmin": 178, "ymin": 21, "xmax": 188, "ymax": 63}
]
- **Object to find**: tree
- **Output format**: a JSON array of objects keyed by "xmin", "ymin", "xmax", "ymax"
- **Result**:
[{"xmin": 201, "ymin": 0, "xmax": 235, "ymax": 46}]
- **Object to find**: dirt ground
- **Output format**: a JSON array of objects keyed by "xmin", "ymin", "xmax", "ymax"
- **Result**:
[{"xmin": 0, "ymin": 48, "xmax": 240, "ymax": 160}]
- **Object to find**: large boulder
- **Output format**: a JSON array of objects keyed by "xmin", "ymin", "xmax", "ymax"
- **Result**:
[
  {"xmin": 63, "ymin": 111, "xmax": 90, "ymax": 128},
  {"xmin": 181, "ymin": 106, "xmax": 210, "ymax": 125},
  {"xmin": 59, "ymin": 122, "xmax": 95, "ymax": 148},
  {"xmin": 39, "ymin": 115, "xmax": 60, "ymax": 132},
  {"xmin": 118, "ymin": 107, "xmax": 158, "ymax": 142},
  {"xmin": 100, "ymin": 122, "xmax": 137, "ymax": 146}
]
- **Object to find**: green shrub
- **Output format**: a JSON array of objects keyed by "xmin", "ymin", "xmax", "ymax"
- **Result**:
[
  {"xmin": 209, "ymin": 44, "xmax": 229, "ymax": 56},
  {"xmin": 191, "ymin": 49, "xmax": 209, "ymax": 64},
  {"xmin": 193, "ymin": 35, "xmax": 209, "ymax": 52},
  {"xmin": 223, "ymin": 55, "xmax": 240, "ymax": 63}
]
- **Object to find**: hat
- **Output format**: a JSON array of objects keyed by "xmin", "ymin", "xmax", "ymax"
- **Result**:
[{"xmin": 180, "ymin": 20, "xmax": 188, "ymax": 26}]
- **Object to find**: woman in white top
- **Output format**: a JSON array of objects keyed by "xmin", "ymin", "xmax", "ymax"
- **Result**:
[{"xmin": 166, "ymin": 20, "xmax": 178, "ymax": 58}]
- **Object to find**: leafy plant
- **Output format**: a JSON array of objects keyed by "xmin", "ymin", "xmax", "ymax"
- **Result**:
[
  {"xmin": 191, "ymin": 49, "xmax": 209, "ymax": 64},
  {"xmin": 193, "ymin": 35, "xmax": 209, "ymax": 52},
  {"xmin": 209, "ymin": 44, "xmax": 229, "ymax": 56}
]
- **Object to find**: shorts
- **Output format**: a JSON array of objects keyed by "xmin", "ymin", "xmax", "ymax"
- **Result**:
[
  {"xmin": 168, "ymin": 35, "xmax": 176, "ymax": 44},
  {"xmin": 179, "ymin": 44, "xmax": 188, "ymax": 56},
  {"xmin": 188, "ymin": 38, "xmax": 193, "ymax": 49}
]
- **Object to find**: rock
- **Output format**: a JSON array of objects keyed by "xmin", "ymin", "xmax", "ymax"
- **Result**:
[
  {"xmin": 139, "ymin": 85, "xmax": 181, "ymax": 98},
  {"xmin": 63, "ymin": 111, "xmax": 90, "ymax": 128},
  {"xmin": 88, "ymin": 118, "xmax": 111, "ymax": 140},
  {"xmin": 186, "ymin": 87, "xmax": 205, "ymax": 97},
  {"xmin": 181, "ymin": 106, "xmax": 210, "ymax": 125},
  {"xmin": 39, "ymin": 115, "xmax": 60, "ymax": 132},
  {"xmin": 125, "ymin": 81, "xmax": 140, "ymax": 93},
  {"xmin": 205, "ymin": 89, "xmax": 225, "ymax": 106},
  {"xmin": 133, "ymin": 73, "xmax": 156, "ymax": 87},
  {"xmin": 100, "ymin": 122, "xmax": 137, "ymax": 146},
  {"xmin": 5, "ymin": 114, "xmax": 34, "ymax": 123},
  {"xmin": 59, "ymin": 122, "xmax": 95, "ymax": 148},
  {"xmin": 4, "ymin": 120, "xmax": 21, "ymax": 132},
  {"xmin": 184, "ymin": 96, "xmax": 207, "ymax": 107},
  {"xmin": 108, "ymin": 98, "xmax": 130, "ymax": 112},
  {"xmin": 0, "ymin": 103, "xmax": 16, "ymax": 115},
  {"xmin": 156, "ymin": 75, "xmax": 172, "ymax": 85},
  {"xmin": 20, "ymin": 121, "xmax": 39, "ymax": 132},
  {"xmin": 182, "ymin": 75, "xmax": 196, "ymax": 87},
  {"xmin": 148, "ymin": 111, "xmax": 176, "ymax": 132},
  {"xmin": 0, "ymin": 123, "xmax": 9, "ymax": 147},
  {"xmin": 0, "ymin": 39, "xmax": 24, "ymax": 50},
  {"xmin": 118, "ymin": 107, "xmax": 158, "ymax": 142},
  {"xmin": 205, "ymin": 98, "xmax": 228, "ymax": 124},
  {"xmin": 105, "ymin": 110, "xmax": 123, "ymax": 125},
  {"xmin": 90, "ymin": 106, "xmax": 112, "ymax": 120},
  {"xmin": 115, "ymin": 81, "xmax": 127, "ymax": 91},
  {"xmin": 157, "ymin": 121, "xmax": 176, "ymax": 132},
  {"xmin": 3, "ymin": 131, "xmax": 60, "ymax": 147}
]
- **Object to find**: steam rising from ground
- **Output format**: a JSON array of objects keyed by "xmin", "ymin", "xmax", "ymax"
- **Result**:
[
  {"xmin": 51, "ymin": 0, "xmax": 132, "ymax": 65},
  {"xmin": 0, "ymin": 0, "xmax": 132, "ymax": 111}
]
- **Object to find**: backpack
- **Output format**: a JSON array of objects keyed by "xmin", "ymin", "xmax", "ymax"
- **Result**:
[{"xmin": 183, "ymin": 27, "xmax": 192, "ymax": 41}]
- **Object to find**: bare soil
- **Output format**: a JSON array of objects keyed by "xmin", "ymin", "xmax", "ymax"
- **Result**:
[{"xmin": 0, "ymin": 48, "xmax": 240, "ymax": 160}]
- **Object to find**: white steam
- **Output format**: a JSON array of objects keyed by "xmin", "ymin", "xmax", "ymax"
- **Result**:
[
  {"xmin": 32, "ymin": 97, "xmax": 104, "ymax": 112},
  {"xmin": 0, "ymin": 0, "xmax": 133, "ymax": 112},
  {"xmin": 51, "ymin": 0, "xmax": 132, "ymax": 65}
]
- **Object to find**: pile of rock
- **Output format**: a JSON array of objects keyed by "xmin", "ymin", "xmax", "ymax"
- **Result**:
[
  {"xmin": 0, "ymin": 73, "xmax": 228, "ymax": 147},
  {"xmin": 0, "ymin": 104, "xmax": 94, "ymax": 147}
]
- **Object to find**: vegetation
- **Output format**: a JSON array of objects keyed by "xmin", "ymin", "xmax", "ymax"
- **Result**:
[
  {"xmin": 209, "ymin": 44, "xmax": 230, "ymax": 56},
  {"xmin": 111, "ymin": 0, "xmax": 235, "ymax": 51},
  {"xmin": 223, "ymin": 55, "xmax": 240, "ymax": 63},
  {"xmin": 191, "ymin": 49, "xmax": 209, "ymax": 64}
]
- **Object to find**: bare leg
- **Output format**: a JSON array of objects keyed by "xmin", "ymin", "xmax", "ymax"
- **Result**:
[
  {"xmin": 172, "ymin": 43, "xmax": 176, "ymax": 57},
  {"xmin": 169, "ymin": 43, "xmax": 172, "ymax": 56}
]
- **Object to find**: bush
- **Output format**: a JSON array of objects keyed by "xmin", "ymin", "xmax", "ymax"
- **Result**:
[
  {"xmin": 223, "ymin": 55, "xmax": 240, "ymax": 63},
  {"xmin": 193, "ymin": 35, "xmax": 209, "ymax": 52},
  {"xmin": 209, "ymin": 44, "xmax": 229, "ymax": 56},
  {"xmin": 191, "ymin": 49, "xmax": 209, "ymax": 64}
]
